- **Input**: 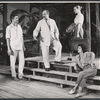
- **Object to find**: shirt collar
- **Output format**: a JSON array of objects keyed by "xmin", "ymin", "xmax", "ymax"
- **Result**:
[
  {"xmin": 43, "ymin": 18, "xmax": 50, "ymax": 22},
  {"xmin": 11, "ymin": 23, "xmax": 18, "ymax": 27}
]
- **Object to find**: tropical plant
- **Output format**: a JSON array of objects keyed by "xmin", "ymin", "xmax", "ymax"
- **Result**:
[{"xmin": 10, "ymin": 9, "xmax": 39, "ymax": 38}]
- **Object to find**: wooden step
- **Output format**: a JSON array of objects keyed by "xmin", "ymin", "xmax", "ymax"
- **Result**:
[
  {"xmin": 90, "ymin": 76, "xmax": 100, "ymax": 81},
  {"xmin": 51, "ymin": 63, "xmax": 73, "ymax": 71},
  {"xmin": 51, "ymin": 62, "xmax": 74, "ymax": 72},
  {"xmin": 24, "ymin": 67, "xmax": 78, "ymax": 77},
  {"xmin": 32, "ymin": 68, "xmax": 68, "ymax": 75},
  {"xmin": 51, "ymin": 62, "xmax": 100, "ymax": 72},
  {"xmin": 50, "ymin": 61, "xmax": 75, "ymax": 72},
  {"xmin": 86, "ymin": 85, "xmax": 100, "ymax": 91},
  {"xmin": 24, "ymin": 75, "xmax": 76, "ymax": 86},
  {"xmin": 0, "ymin": 71, "xmax": 11, "ymax": 75},
  {"xmin": 23, "ymin": 67, "xmax": 100, "ymax": 81},
  {"xmin": 24, "ymin": 75, "xmax": 100, "ymax": 91},
  {"xmin": 51, "ymin": 62, "xmax": 76, "ymax": 67}
]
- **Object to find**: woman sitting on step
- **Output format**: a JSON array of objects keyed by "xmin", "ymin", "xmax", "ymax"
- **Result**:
[{"xmin": 68, "ymin": 44, "xmax": 97, "ymax": 98}]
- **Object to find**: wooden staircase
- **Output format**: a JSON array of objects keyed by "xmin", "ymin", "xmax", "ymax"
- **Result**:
[{"xmin": 23, "ymin": 56, "xmax": 100, "ymax": 91}]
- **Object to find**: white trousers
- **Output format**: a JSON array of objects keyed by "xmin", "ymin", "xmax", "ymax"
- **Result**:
[
  {"xmin": 10, "ymin": 49, "xmax": 25, "ymax": 77},
  {"xmin": 41, "ymin": 40, "xmax": 62, "ymax": 68}
]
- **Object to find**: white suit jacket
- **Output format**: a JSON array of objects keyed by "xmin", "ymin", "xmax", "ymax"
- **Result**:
[{"xmin": 33, "ymin": 18, "xmax": 59, "ymax": 46}]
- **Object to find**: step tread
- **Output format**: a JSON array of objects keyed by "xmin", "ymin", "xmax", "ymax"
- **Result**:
[
  {"xmin": 24, "ymin": 75, "xmax": 100, "ymax": 91},
  {"xmin": 24, "ymin": 67, "xmax": 100, "ymax": 81},
  {"xmin": 51, "ymin": 62, "xmax": 76, "ymax": 66},
  {"xmin": 24, "ymin": 75, "xmax": 76, "ymax": 86},
  {"xmin": 86, "ymin": 85, "xmax": 100, "ymax": 91},
  {"xmin": 90, "ymin": 76, "xmax": 100, "ymax": 80},
  {"xmin": 31, "ymin": 68, "xmax": 68, "ymax": 75},
  {"xmin": 24, "ymin": 67, "xmax": 78, "ymax": 77},
  {"xmin": 0, "ymin": 71, "xmax": 11, "ymax": 75}
]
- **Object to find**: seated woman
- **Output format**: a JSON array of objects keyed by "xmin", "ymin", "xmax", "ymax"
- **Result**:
[
  {"xmin": 68, "ymin": 44, "xmax": 97, "ymax": 98},
  {"xmin": 73, "ymin": 5, "xmax": 84, "ymax": 39}
]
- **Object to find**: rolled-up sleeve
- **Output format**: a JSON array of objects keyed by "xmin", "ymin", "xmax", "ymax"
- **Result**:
[
  {"xmin": 33, "ymin": 21, "xmax": 41, "ymax": 37},
  {"xmin": 6, "ymin": 26, "xmax": 11, "ymax": 39}
]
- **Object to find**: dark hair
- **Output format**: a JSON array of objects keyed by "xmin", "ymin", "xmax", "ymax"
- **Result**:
[
  {"xmin": 74, "ymin": 5, "xmax": 82, "ymax": 11},
  {"xmin": 78, "ymin": 44, "xmax": 87, "ymax": 53},
  {"xmin": 10, "ymin": 11, "xmax": 19, "ymax": 22},
  {"xmin": 43, "ymin": 10, "xmax": 50, "ymax": 16}
]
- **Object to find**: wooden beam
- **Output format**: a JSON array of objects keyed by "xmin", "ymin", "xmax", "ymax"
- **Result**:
[{"xmin": 85, "ymin": 3, "xmax": 91, "ymax": 51}]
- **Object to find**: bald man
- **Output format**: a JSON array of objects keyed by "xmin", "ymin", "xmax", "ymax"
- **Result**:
[{"xmin": 33, "ymin": 10, "xmax": 63, "ymax": 71}]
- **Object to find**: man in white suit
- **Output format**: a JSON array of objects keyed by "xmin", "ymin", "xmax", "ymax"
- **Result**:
[{"xmin": 33, "ymin": 10, "xmax": 63, "ymax": 71}]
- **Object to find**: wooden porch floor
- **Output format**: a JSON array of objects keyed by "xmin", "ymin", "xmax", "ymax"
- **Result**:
[{"xmin": 0, "ymin": 74, "xmax": 99, "ymax": 98}]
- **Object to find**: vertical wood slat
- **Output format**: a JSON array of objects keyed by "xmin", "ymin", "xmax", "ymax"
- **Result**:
[
  {"xmin": 95, "ymin": 3, "xmax": 100, "ymax": 37},
  {"xmin": 33, "ymin": 70, "xmax": 35, "ymax": 76},
  {"xmin": 85, "ymin": 3, "xmax": 91, "ymax": 51},
  {"xmin": 95, "ymin": 3, "xmax": 100, "ymax": 55}
]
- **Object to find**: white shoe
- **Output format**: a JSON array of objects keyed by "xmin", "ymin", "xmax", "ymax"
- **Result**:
[
  {"xmin": 68, "ymin": 89, "xmax": 76, "ymax": 95},
  {"xmin": 75, "ymin": 93, "xmax": 82, "ymax": 98},
  {"xmin": 18, "ymin": 74, "xmax": 24, "ymax": 79}
]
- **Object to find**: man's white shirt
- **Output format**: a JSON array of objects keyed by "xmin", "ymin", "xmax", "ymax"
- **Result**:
[{"xmin": 6, "ymin": 23, "xmax": 23, "ymax": 50}]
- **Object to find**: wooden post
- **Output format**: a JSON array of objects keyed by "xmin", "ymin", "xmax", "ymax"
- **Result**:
[
  {"xmin": 38, "ymin": 6, "xmax": 42, "ymax": 56},
  {"xmin": 95, "ymin": 3, "xmax": 100, "ymax": 55},
  {"xmin": 85, "ymin": 3, "xmax": 91, "ymax": 51},
  {"xmin": 3, "ymin": 3, "xmax": 7, "ymax": 44},
  {"xmin": 95, "ymin": 4, "xmax": 100, "ymax": 38},
  {"xmin": 39, "ymin": 6, "xmax": 42, "ymax": 20},
  {"xmin": 3, "ymin": 4, "xmax": 7, "ymax": 64}
]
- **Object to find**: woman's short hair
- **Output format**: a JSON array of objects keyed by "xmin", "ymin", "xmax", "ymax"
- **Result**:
[
  {"xmin": 74, "ymin": 5, "xmax": 82, "ymax": 11},
  {"xmin": 78, "ymin": 44, "xmax": 87, "ymax": 53}
]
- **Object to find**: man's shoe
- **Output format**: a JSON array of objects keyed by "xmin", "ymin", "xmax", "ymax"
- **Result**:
[
  {"xmin": 12, "ymin": 77, "xmax": 19, "ymax": 81},
  {"xmin": 45, "ymin": 68, "xmax": 50, "ymax": 71},
  {"xmin": 67, "ymin": 58, "xmax": 72, "ymax": 61},
  {"xmin": 18, "ymin": 74, "xmax": 24, "ymax": 80},
  {"xmin": 19, "ymin": 77, "xmax": 24, "ymax": 80},
  {"xmin": 68, "ymin": 88, "xmax": 76, "ymax": 95},
  {"xmin": 54, "ymin": 61, "xmax": 65, "ymax": 64}
]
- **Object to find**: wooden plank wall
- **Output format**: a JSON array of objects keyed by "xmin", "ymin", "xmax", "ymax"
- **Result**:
[{"xmin": 95, "ymin": 3, "xmax": 100, "ymax": 55}]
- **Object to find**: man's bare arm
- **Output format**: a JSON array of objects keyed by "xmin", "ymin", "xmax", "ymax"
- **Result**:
[{"xmin": 6, "ymin": 38, "xmax": 13, "ymax": 55}]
